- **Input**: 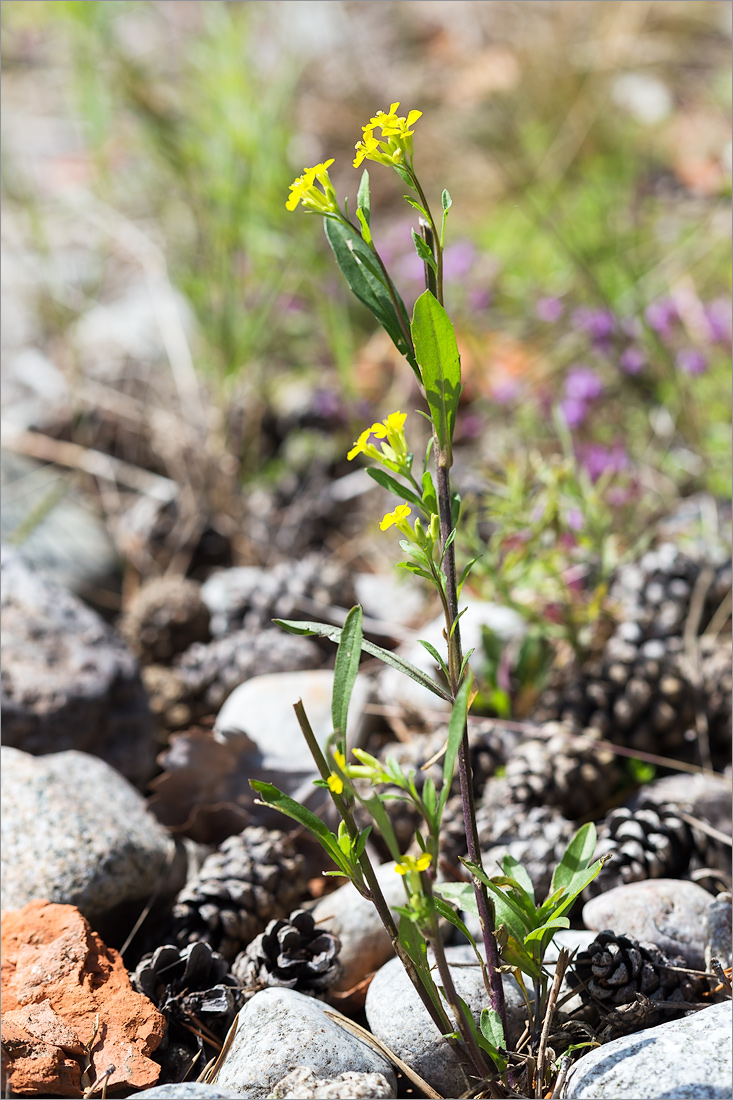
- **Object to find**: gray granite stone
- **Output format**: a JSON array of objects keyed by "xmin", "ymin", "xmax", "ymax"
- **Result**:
[
  {"xmin": 705, "ymin": 892, "xmax": 732, "ymax": 971},
  {"xmin": 1, "ymin": 549, "xmax": 154, "ymax": 785},
  {"xmin": 582, "ymin": 878, "xmax": 711, "ymax": 969},
  {"xmin": 1, "ymin": 746, "xmax": 183, "ymax": 923},
  {"xmin": 268, "ymin": 1067, "xmax": 395, "ymax": 1099},
  {"xmin": 364, "ymin": 945, "xmax": 528, "ymax": 1099},
  {"xmin": 134, "ymin": 1086, "xmax": 242, "ymax": 1098},
  {"xmin": 561, "ymin": 1000, "xmax": 732, "ymax": 1099},
  {"xmin": 213, "ymin": 988, "xmax": 396, "ymax": 1099}
]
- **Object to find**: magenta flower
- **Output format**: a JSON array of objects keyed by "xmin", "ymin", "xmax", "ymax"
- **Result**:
[
  {"xmin": 676, "ymin": 348, "xmax": 708, "ymax": 376},
  {"xmin": 619, "ymin": 346, "xmax": 646, "ymax": 375},
  {"xmin": 565, "ymin": 508, "xmax": 583, "ymax": 531},
  {"xmin": 537, "ymin": 296, "xmax": 564, "ymax": 323},
  {"xmin": 704, "ymin": 299, "xmax": 732, "ymax": 345},
  {"xmin": 645, "ymin": 298, "xmax": 679, "ymax": 337},
  {"xmin": 442, "ymin": 241, "xmax": 476, "ymax": 281},
  {"xmin": 577, "ymin": 442, "xmax": 629, "ymax": 481},
  {"xmin": 565, "ymin": 367, "xmax": 603, "ymax": 402},
  {"xmin": 572, "ymin": 307, "xmax": 616, "ymax": 347},
  {"xmin": 560, "ymin": 397, "xmax": 588, "ymax": 428}
]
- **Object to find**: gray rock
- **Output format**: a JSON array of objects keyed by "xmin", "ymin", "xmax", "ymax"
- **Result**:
[
  {"xmin": 310, "ymin": 861, "xmax": 410, "ymax": 999},
  {"xmin": 705, "ymin": 892, "xmax": 732, "ymax": 971},
  {"xmin": 214, "ymin": 669, "xmax": 372, "ymax": 802},
  {"xmin": 134, "ymin": 1086, "xmax": 242, "ymax": 1099},
  {"xmin": 268, "ymin": 1067, "xmax": 394, "ymax": 1099},
  {"xmin": 377, "ymin": 598, "xmax": 525, "ymax": 714},
  {"xmin": 0, "ymin": 747, "xmax": 183, "ymax": 924},
  {"xmin": 1, "ymin": 550, "xmax": 154, "ymax": 785},
  {"xmin": 560, "ymin": 1000, "xmax": 732, "ymax": 1099},
  {"xmin": 365, "ymin": 946, "xmax": 528, "ymax": 1098},
  {"xmin": 213, "ymin": 988, "xmax": 396, "ymax": 1099},
  {"xmin": 582, "ymin": 879, "xmax": 712, "ymax": 969},
  {"xmin": 1, "ymin": 453, "xmax": 119, "ymax": 599},
  {"xmin": 1, "ymin": 347, "xmax": 69, "ymax": 432}
]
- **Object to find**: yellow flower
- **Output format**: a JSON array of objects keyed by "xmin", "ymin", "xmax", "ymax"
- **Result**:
[
  {"xmin": 380, "ymin": 504, "xmax": 412, "ymax": 531},
  {"xmin": 347, "ymin": 428, "xmax": 377, "ymax": 461},
  {"xmin": 327, "ymin": 773, "xmax": 344, "ymax": 794},
  {"xmin": 395, "ymin": 852, "xmax": 432, "ymax": 875},
  {"xmin": 286, "ymin": 159, "xmax": 340, "ymax": 214},
  {"xmin": 353, "ymin": 103, "xmax": 422, "ymax": 169},
  {"xmin": 370, "ymin": 410, "xmax": 408, "ymax": 463},
  {"xmin": 332, "ymin": 749, "xmax": 346, "ymax": 770}
]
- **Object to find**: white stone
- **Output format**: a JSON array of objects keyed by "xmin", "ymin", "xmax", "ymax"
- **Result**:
[
  {"xmin": 213, "ymin": 988, "xmax": 396, "ymax": 1099},
  {"xmin": 561, "ymin": 1000, "xmax": 732, "ymax": 1099},
  {"xmin": 268, "ymin": 1067, "xmax": 394, "ymax": 1099}
]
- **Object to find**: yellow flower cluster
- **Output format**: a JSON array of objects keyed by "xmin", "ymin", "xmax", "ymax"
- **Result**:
[
  {"xmin": 354, "ymin": 102, "xmax": 422, "ymax": 169},
  {"xmin": 347, "ymin": 410, "xmax": 408, "ymax": 464},
  {"xmin": 286, "ymin": 159, "xmax": 340, "ymax": 214},
  {"xmin": 395, "ymin": 853, "xmax": 432, "ymax": 876}
]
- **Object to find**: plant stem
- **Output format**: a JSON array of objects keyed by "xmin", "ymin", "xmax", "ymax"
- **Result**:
[{"xmin": 435, "ymin": 464, "xmax": 509, "ymax": 1038}]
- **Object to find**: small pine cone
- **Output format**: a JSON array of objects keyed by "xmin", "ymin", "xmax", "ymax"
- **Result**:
[
  {"xmin": 502, "ymin": 723, "xmax": 620, "ymax": 820},
  {"xmin": 171, "ymin": 827, "xmax": 308, "ymax": 961},
  {"xmin": 568, "ymin": 930, "xmax": 702, "ymax": 1010},
  {"xmin": 119, "ymin": 575, "xmax": 211, "ymax": 664},
  {"xmin": 585, "ymin": 800, "xmax": 695, "ymax": 899},
  {"xmin": 131, "ymin": 941, "xmax": 242, "ymax": 1080},
  {"xmin": 232, "ymin": 909, "xmax": 341, "ymax": 997}
]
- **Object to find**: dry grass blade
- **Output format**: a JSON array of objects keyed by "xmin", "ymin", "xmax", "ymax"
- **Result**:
[
  {"xmin": 550, "ymin": 1055, "xmax": 571, "ymax": 1100},
  {"xmin": 322, "ymin": 1008, "xmax": 444, "ymax": 1099},
  {"xmin": 198, "ymin": 1009, "xmax": 241, "ymax": 1084},
  {"xmin": 677, "ymin": 811, "xmax": 733, "ymax": 848},
  {"xmin": 535, "ymin": 949, "xmax": 569, "ymax": 1098}
]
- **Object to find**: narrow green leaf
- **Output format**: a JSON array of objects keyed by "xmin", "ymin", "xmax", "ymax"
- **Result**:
[
  {"xmin": 433, "ymin": 897, "xmax": 490, "ymax": 983},
  {"xmin": 479, "ymin": 1007, "xmax": 505, "ymax": 1052},
  {"xmin": 357, "ymin": 169, "xmax": 370, "ymax": 223},
  {"xmin": 462, "ymin": 860, "xmax": 532, "ymax": 940},
  {"xmin": 360, "ymin": 794, "xmax": 402, "ymax": 862},
  {"xmin": 439, "ymin": 528, "xmax": 456, "ymax": 567},
  {"xmin": 396, "ymin": 562, "xmax": 435, "ymax": 582},
  {"xmin": 324, "ymin": 218, "xmax": 419, "ymax": 380},
  {"xmin": 524, "ymin": 917, "xmax": 570, "ymax": 944},
  {"xmin": 365, "ymin": 467, "xmax": 424, "ymax": 509},
  {"xmin": 273, "ymin": 618, "xmax": 453, "ymax": 702},
  {"xmin": 458, "ymin": 648, "xmax": 475, "ymax": 681},
  {"xmin": 421, "ymin": 470, "xmax": 438, "ymax": 513},
  {"xmin": 449, "ymin": 605, "xmax": 467, "ymax": 639},
  {"xmin": 441, "ymin": 189, "xmax": 453, "ymax": 214},
  {"xmin": 545, "ymin": 860, "xmax": 605, "ymax": 924},
  {"xmin": 451, "ymin": 490, "xmax": 461, "ymax": 526},
  {"xmin": 354, "ymin": 825, "xmax": 372, "ymax": 859},
  {"xmin": 457, "ymin": 556, "xmax": 481, "ymax": 598},
  {"xmin": 356, "ymin": 207, "xmax": 372, "ymax": 247},
  {"xmin": 550, "ymin": 822, "xmax": 598, "ymax": 895},
  {"xmin": 439, "ymin": 675, "xmax": 471, "ymax": 817},
  {"xmin": 411, "ymin": 228, "xmax": 438, "ymax": 274},
  {"xmin": 417, "ymin": 639, "xmax": 450, "ymax": 679},
  {"xmin": 250, "ymin": 780, "xmax": 349, "ymax": 874},
  {"xmin": 332, "ymin": 605, "xmax": 363, "ymax": 739},
  {"xmin": 501, "ymin": 854, "xmax": 536, "ymax": 905},
  {"xmin": 411, "ymin": 289, "xmax": 462, "ymax": 465},
  {"xmin": 404, "ymin": 195, "xmax": 428, "ymax": 217}
]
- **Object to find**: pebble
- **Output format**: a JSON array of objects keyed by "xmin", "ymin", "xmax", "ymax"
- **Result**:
[
  {"xmin": 133, "ymin": 1087, "xmax": 242, "ymax": 1099},
  {"xmin": 705, "ymin": 892, "xmax": 732, "ymax": 971},
  {"xmin": 310, "ymin": 861, "xmax": 411, "ymax": 1005},
  {"xmin": 268, "ymin": 1067, "xmax": 394, "ymax": 1099},
  {"xmin": 377, "ymin": 597, "xmax": 525, "ymax": 713},
  {"xmin": 1, "ymin": 549, "xmax": 154, "ymax": 785},
  {"xmin": 1, "ymin": 747, "xmax": 184, "ymax": 925},
  {"xmin": 215, "ymin": 669, "xmax": 372, "ymax": 799},
  {"xmin": 582, "ymin": 878, "xmax": 712, "ymax": 969},
  {"xmin": 364, "ymin": 945, "xmax": 528, "ymax": 1099},
  {"xmin": 560, "ymin": 1000, "xmax": 732, "ymax": 1099},
  {"xmin": 212, "ymin": 988, "xmax": 396, "ymax": 1099}
]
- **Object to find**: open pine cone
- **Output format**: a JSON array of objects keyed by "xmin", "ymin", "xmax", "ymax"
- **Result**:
[
  {"xmin": 568, "ymin": 929, "xmax": 703, "ymax": 1010},
  {"xmin": 232, "ymin": 909, "xmax": 341, "ymax": 999}
]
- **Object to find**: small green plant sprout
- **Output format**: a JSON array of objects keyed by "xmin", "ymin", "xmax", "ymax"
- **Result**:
[{"xmin": 253, "ymin": 102, "xmax": 603, "ymax": 1095}]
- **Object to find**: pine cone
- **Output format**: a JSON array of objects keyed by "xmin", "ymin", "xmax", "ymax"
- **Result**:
[
  {"xmin": 119, "ymin": 575, "xmax": 211, "ymax": 664},
  {"xmin": 130, "ymin": 941, "xmax": 242, "ymax": 1083},
  {"xmin": 568, "ymin": 930, "xmax": 703, "ymax": 1011},
  {"xmin": 171, "ymin": 827, "xmax": 308, "ymax": 961},
  {"xmin": 533, "ymin": 543, "xmax": 732, "ymax": 765},
  {"xmin": 501, "ymin": 723, "xmax": 620, "ymax": 820},
  {"xmin": 585, "ymin": 800, "xmax": 695, "ymax": 899},
  {"xmin": 232, "ymin": 909, "xmax": 341, "ymax": 998}
]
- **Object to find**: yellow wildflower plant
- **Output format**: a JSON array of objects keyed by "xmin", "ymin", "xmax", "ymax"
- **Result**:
[
  {"xmin": 379, "ymin": 503, "xmax": 412, "ymax": 533},
  {"xmin": 286, "ymin": 159, "xmax": 341, "ymax": 215},
  {"xmin": 370, "ymin": 409, "xmax": 409, "ymax": 463},
  {"xmin": 326, "ymin": 748, "xmax": 347, "ymax": 795},
  {"xmin": 353, "ymin": 102, "xmax": 422, "ymax": 169},
  {"xmin": 395, "ymin": 852, "xmax": 432, "ymax": 875},
  {"xmin": 347, "ymin": 427, "xmax": 381, "ymax": 463}
]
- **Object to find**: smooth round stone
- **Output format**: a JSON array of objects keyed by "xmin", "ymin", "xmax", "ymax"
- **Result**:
[
  {"xmin": 1, "ymin": 747, "xmax": 183, "ymax": 924},
  {"xmin": 560, "ymin": 1000, "xmax": 732, "ymax": 1099},
  {"xmin": 135, "ymin": 1087, "xmax": 242, "ymax": 1098},
  {"xmin": 269, "ymin": 1067, "xmax": 395, "ymax": 1099},
  {"xmin": 365, "ymin": 946, "xmax": 527, "ymax": 1099},
  {"xmin": 213, "ymin": 988, "xmax": 396, "ymax": 1099},
  {"xmin": 582, "ymin": 879, "xmax": 711, "ymax": 969},
  {"xmin": 705, "ymin": 892, "xmax": 732, "ymax": 971}
]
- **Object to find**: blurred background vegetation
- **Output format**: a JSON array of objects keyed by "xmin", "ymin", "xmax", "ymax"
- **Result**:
[{"xmin": 1, "ymin": 0, "xmax": 730, "ymax": 666}]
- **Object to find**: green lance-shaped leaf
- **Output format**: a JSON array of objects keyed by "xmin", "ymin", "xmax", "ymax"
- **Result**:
[
  {"xmin": 274, "ymin": 617, "xmax": 453, "ymax": 702},
  {"xmin": 411, "ymin": 289, "xmax": 462, "ymax": 467},
  {"xmin": 324, "ymin": 218, "xmax": 420, "ymax": 381},
  {"xmin": 438, "ymin": 674, "xmax": 472, "ymax": 819},
  {"xmin": 549, "ymin": 821, "xmax": 598, "ymax": 896},
  {"xmin": 332, "ymin": 605, "xmax": 363, "ymax": 739},
  {"xmin": 366, "ymin": 467, "xmax": 424, "ymax": 510},
  {"xmin": 250, "ymin": 780, "xmax": 351, "ymax": 876}
]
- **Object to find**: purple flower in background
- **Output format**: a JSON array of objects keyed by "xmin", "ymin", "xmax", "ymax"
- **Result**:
[
  {"xmin": 572, "ymin": 307, "xmax": 616, "ymax": 347},
  {"xmin": 619, "ymin": 346, "xmax": 646, "ymax": 375},
  {"xmin": 565, "ymin": 508, "xmax": 583, "ymax": 531},
  {"xmin": 312, "ymin": 388, "xmax": 343, "ymax": 420},
  {"xmin": 491, "ymin": 377, "xmax": 521, "ymax": 403},
  {"xmin": 443, "ymin": 240, "xmax": 476, "ymax": 281},
  {"xmin": 645, "ymin": 298, "xmax": 679, "ymax": 337},
  {"xmin": 537, "ymin": 296, "xmax": 564, "ymax": 323},
  {"xmin": 577, "ymin": 442, "xmax": 629, "ymax": 482},
  {"xmin": 676, "ymin": 348, "xmax": 708, "ymax": 376},
  {"xmin": 704, "ymin": 298, "xmax": 732, "ymax": 345},
  {"xmin": 565, "ymin": 366, "xmax": 603, "ymax": 402},
  {"xmin": 560, "ymin": 396, "xmax": 588, "ymax": 428},
  {"xmin": 468, "ymin": 286, "xmax": 493, "ymax": 312},
  {"xmin": 459, "ymin": 412, "xmax": 484, "ymax": 438}
]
